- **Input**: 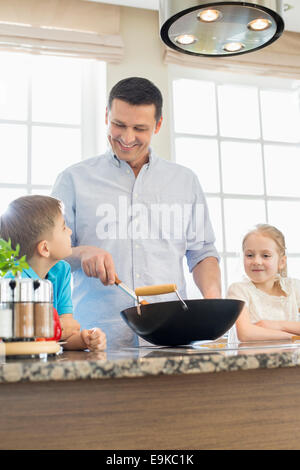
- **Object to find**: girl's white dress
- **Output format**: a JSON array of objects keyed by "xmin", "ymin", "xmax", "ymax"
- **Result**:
[{"xmin": 226, "ymin": 277, "xmax": 300, "ymax": 343}]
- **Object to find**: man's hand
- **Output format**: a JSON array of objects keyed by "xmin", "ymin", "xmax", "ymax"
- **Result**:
[{"xmin": 80, "ymin": 246, "xmax": 116, "ymax": 285}]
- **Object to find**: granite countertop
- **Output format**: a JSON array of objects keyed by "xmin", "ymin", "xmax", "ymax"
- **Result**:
[{"xmin": 1, "ymin": 339, "xmax": 300, "ymax": 384}]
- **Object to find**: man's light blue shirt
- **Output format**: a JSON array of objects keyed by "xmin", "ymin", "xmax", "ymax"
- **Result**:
[
  {"xmin": 5, "ymin": 261, "xmax": 73, "ymax": 315},
  {"xmin": 51, "ymin": 148, "xmax": 219, "ymax": 348}
]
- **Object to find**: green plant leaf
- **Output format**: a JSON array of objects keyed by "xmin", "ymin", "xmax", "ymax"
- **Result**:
[{"xmin": 0, "ymin": 238, "xmax": 29, "ymax": 277}]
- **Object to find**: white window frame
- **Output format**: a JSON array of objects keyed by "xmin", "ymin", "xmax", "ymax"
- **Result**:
[
  {"xmin": 168, "ymin": 64, "xmax": 300, "ymax": 294},
  {"xmin": 0, "ymin": 53, "xmax": 107, "ymax": 196}
]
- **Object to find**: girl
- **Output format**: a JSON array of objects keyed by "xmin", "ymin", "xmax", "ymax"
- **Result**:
[{"xmin": 227, "ymin": 224, "xmax": 300, "ymax": 342}]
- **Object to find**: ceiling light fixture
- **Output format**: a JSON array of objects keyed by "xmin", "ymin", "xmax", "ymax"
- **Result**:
[{"xmin": 159, "ymin": 0, "xmax": 284, "ymax": 57}]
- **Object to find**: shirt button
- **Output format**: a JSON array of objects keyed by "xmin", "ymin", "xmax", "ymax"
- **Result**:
[
  {"xmin": 126, "ymin": 169, "xmax": 130, "ymax": 174},
  {"xmin": 136, "ymin": 274, "xmax": 140, "ymax": 279}
]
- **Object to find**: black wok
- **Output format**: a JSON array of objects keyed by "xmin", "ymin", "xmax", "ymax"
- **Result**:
[{"xmin": 120, "ymin": 283, "xmax": 244, "ymax": 346}]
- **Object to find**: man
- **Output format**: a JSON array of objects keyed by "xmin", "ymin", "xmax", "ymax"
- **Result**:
[{"xmin": 51, "ymin": 77, "xmax": 221, "ymax": 349}]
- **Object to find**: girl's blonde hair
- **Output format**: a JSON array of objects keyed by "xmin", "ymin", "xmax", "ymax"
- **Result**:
[{"xmin": 242, "ymin": 224, "xmax": 287, "ymax": 277}]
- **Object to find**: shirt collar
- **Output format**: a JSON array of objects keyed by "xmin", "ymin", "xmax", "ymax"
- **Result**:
[
  {"xmin": 22, "ymin": 265, "xmax": 52, "ymax": 281},
  {"xmin": 107, "ymin": 147, "xmax": 156, "ymax": 170},
  {"xmin": 22, "ymin": 265, "xmax": 41, "ymax": 279}
]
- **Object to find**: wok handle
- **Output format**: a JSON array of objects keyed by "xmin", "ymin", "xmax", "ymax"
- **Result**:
[
  {"xmin": 135, "ymin": 284, "xmax": 177, "ymax": 297},
  {"xmin": 115, "ymin": 275, "xmax": 149, "ymax": 305}
]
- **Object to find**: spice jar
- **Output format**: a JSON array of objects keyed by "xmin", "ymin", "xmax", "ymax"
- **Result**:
[
  {"xmin": 14, "ymin": 279, "xmax": 35, "ymax": 340},
  {"xmin": 0, "ymin": 279, "xmax": 14, "ymax": 340},
  {"xmin": 34, "ymin": 280, "xmax": 54, "ymax": 339}
]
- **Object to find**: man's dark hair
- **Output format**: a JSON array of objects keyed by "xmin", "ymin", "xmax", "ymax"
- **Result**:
[{"xmin": 108, "ymin": 77, "xmax": 163, "ymax": 123}]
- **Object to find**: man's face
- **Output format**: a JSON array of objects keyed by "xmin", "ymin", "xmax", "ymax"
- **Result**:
[{"xmin": 106, "ymin": 99, "xmax": 162, "ymax": 168}]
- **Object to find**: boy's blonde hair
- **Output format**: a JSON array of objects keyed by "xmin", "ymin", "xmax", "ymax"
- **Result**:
[
  {"xmin": 0, "ymin": 195, "xmax": 62, "ymax": 259},
  {"xmin": 242, "ymin": 224, "xmax": 287, "ymax": 277}
]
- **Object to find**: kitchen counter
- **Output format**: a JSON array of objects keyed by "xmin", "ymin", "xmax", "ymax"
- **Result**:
[
  {"xmin": 2, "ymin": 340, "xmax": 300, "ymax": 450},
  {"xmin": 1, "ymin": 339, "xmax": 300, "ymax": 384}
]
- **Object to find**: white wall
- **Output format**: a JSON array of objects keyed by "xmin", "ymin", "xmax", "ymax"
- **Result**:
[{"xmin": 107, "ymin": 6, "xmax": 171, "ymax": 161}]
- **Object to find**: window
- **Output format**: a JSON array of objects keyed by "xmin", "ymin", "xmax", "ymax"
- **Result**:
[
  {"xmin": 170, "ymin": 65, "xmax": 300, "ymax": 297},
  {"xmin": 0, "ymin": 52, "xmax": 107, "ymax": 215}
]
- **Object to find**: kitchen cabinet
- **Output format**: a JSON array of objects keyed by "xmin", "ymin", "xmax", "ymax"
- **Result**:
[{"xmin": 1, "ymin": 342, "xmax": 300, "ymax": 449}]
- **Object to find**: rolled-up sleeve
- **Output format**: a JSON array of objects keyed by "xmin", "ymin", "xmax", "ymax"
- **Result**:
[{"xmin": 186, "ymin": 244, "xmax": 220, "ymax": 273}]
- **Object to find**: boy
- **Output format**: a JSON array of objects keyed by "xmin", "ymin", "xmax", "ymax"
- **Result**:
[{"xmin": 0, "ymin": 195, "xmax": 106, "ymax": 351}]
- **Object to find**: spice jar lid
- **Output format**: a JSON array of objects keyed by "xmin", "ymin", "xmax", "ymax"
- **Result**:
[
  {"xmin": 0, "ymin": 279, "xmax": 14, "ymax": 302},
  {"xmin": 14, "ymin": 279, "xmax": 35, "ymax": 302},
  {"xmin": 33, "ymin": 279, "xmax": 53, "ymax": 303}
]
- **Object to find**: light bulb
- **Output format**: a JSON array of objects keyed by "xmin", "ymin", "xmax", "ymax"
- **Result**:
[
  {"xmin": 198, "ymin": 9, "xmax": 222, "ymax": 23},
  {"xmin": 248, "ymin": 18, "xmax": 272, "ymax": 31},
  {"xmin": 223, "ymin": 42, "xmax": 244, "ymax": 52},
  {"xmin": 175, "ymin": 34, "xmax": 197, "ymax": 45}
]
